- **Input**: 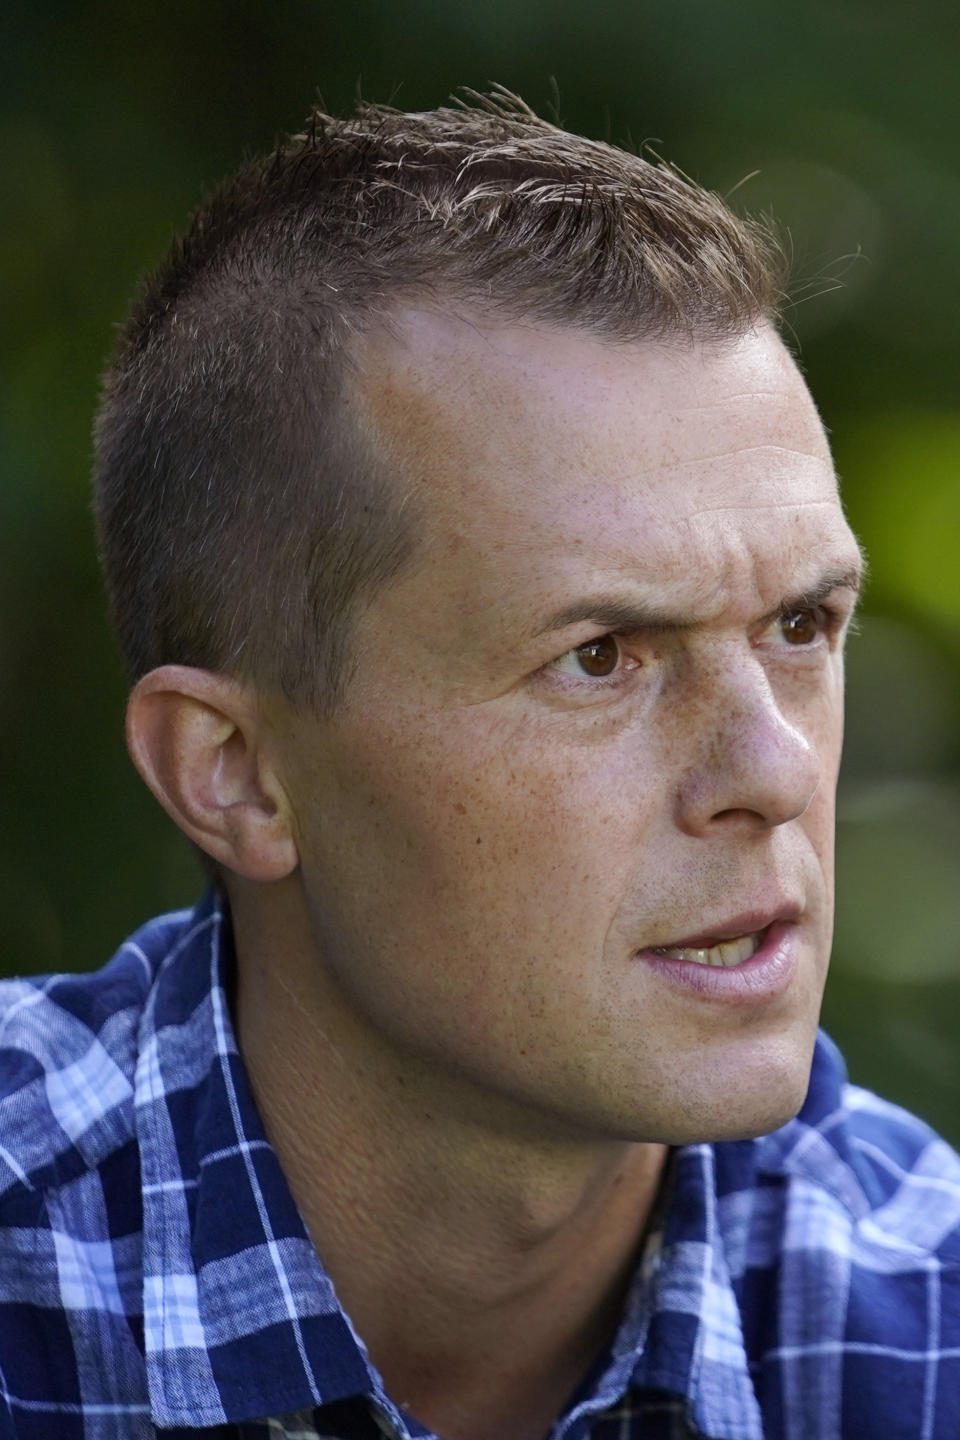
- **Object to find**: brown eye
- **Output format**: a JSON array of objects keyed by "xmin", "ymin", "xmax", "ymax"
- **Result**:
[
  {"xmin": 573, "ymin": 635, "xmax": 621, "ymax": 676},
  {"xmin": 781, "ymin": 608, "xmax": 820, "ymax": 645}
]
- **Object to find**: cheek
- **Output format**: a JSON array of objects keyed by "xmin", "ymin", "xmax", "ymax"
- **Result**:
[
  {"xmin": 311, "ymin": 710, "xmax": 659, "ymax": 957},
  {"xmin": 807, "ymin": 684, "xmax": 845, "ymax": 844},
  {"xmin": 291, "ymin": 716, "xmax": 664, "ymax": 1078},
  {"xmin": 804, "ymin": 784, "xmax": 838, "ymax": 895}
]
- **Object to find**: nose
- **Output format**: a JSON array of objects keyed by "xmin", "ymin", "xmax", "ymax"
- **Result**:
[{"xmin": 673, "ymin": 655, "xmax": 821, "ymax": 836}]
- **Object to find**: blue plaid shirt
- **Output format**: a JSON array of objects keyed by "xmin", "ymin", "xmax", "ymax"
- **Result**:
[{"xmin": 3, "ymin": 890, "xmax": 960, "ymax": 1439}]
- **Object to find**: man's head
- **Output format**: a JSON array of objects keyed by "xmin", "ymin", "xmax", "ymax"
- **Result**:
[
  {"xmin": 94, "ymin": 90, "xmax": 784, "ymax": 714},
  {"xmin": 101, "ymin": 93, "xmax": 862, "ymax": 1148}
]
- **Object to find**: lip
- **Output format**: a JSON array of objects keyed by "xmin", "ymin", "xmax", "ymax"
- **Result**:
[
  {"xmin": 636, "ymin": 910, "xmax": 802, "ymax": 1004},
  {"xmin": 648, "ymin": 905, "xmax": 802, "ymax": 951}
]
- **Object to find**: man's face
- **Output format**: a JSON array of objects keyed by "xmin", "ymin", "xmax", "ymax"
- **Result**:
[{"xmin": 274, "ymin": 315, "xmax": 862, "ymax": 1145}]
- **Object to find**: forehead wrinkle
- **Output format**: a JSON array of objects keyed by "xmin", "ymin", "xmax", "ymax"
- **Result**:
[
  {"xmin": 667, "ymin": 389, "xmax": 817, "ymax": 411},
  {"xmin": 636, "ymin": 446, "xmax": 833, "ymax": 476},
  {"xmin": 687, "ymin": 497, "xmax": 843, "ymax": 516}
]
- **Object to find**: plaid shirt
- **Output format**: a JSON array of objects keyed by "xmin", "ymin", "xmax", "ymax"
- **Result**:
[{"xmin": 2, "ymin": 891, "xmax": 960, "ymax": 1440}]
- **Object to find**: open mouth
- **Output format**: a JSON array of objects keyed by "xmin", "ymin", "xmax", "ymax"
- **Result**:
[{"xmin": 647, "ymin": 927, "xmax": 769, "ymax": 968}]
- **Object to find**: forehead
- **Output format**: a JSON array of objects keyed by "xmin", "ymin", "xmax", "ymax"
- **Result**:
[{"xmin": 350, "ymin": 313, "xmax": 852, "ymax": 649}]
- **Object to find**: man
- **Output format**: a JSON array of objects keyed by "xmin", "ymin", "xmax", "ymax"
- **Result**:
[{"xmin": 1, "ymin": 90, "xmax": 959, "ymax": 1440}]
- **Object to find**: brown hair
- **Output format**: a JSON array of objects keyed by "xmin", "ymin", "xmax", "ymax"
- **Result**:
[{"xmin": 93, "ymin": 89, "xmax": 785, "ymax": 713}]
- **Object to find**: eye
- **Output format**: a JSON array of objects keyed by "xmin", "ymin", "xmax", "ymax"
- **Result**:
[
  {"xmin": 551, "ymin": 634, "xmax": 622, "ymax": 678},
  {"xmin": 779, "ymin": 606, "xmax": 826, "ymax": 645}
]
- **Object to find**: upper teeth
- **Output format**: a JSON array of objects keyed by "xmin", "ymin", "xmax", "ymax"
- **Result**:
[{"xmin": 653, "ymin": 933, "xmax": 760, "ymax": 967}]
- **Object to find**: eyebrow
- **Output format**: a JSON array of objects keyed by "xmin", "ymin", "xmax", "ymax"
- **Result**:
[{"xmin": 530, "ymin": 561, "xmax": 865, "ymax": 640}]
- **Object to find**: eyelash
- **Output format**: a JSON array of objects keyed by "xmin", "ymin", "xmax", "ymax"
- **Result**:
[{"xmin": 544, "ymin": 604, "xmax": 845, "ymax": 689}]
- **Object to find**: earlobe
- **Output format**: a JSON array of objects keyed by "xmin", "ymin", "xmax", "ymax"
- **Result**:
[{"xmin": 125, "ymin": 666, "xmax": 298, "ymax": 882}]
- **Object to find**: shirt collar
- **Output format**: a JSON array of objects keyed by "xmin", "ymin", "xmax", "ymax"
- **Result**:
[
  {"xmin": 135, "ymin": 890, "xmax": 376, "ymax": 1428},
  {"xmin": 637, "ymin": 1143, "xmax": 764, "ymax": 1440}
]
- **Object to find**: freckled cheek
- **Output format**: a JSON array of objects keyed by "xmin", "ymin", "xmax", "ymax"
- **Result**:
[
  {"xmin": 327, "ymin": 718, "xmax": 644, "ymax": 893},
  {"xmin": 377, "ymin": 736, "xmax": 656, "ymax": 924}
]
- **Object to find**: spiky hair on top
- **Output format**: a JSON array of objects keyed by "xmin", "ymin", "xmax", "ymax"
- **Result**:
[{"xmin": 94, "ymin": 88, "xmax": 786, "ymax": 715}]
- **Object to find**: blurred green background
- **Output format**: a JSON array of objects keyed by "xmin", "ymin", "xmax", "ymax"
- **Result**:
[{"xmin": 3, "ymin": 1, "xmax": 959, "ymax": 1139}]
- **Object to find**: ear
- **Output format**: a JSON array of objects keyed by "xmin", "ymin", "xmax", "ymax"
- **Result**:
[{"xmin": 125, "ymin": 666, "xmax": 298, "ymax": 882}]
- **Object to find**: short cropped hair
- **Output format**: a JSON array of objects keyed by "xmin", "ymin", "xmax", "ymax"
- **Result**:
[{"xmin": 93, "ymin": 89, "xmax": 785, "ymax": 713}]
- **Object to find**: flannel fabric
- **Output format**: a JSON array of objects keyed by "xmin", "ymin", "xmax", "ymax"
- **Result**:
[{"xmin": 2, "ymin": 890, "xmax": 960, "ymax": 1439}]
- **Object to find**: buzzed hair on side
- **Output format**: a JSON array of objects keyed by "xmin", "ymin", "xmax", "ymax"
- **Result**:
[{"xmin": 93, "ymin": 88, "xmax": 786, "ymax": 714}]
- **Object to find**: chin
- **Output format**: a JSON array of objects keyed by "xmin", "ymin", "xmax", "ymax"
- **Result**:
[
  {"xmin": 649, "ymin": 1034, "xmax": 818, "ymax": 1146},
  {"xmin": 699, "ymin": 1091, "xmax": 808, "ymax": 1144},
  {"xmin": 654, "ymin": 1091, "xmax": 808, "ymax": 1147}
]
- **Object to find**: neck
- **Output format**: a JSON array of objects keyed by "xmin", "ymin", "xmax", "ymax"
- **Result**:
[{"xmin": 232, "ymin": 881, "xmax": 668, "ymax": 1440}]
